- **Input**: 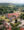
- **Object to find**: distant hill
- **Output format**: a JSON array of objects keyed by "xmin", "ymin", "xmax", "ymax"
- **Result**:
[
  {"xmin": 0, "ymin": 3, "xmax": 15, "ymax": 7},
  {"xmin": 0, "ymin": 3, "xmax": 24, "ymax": 7},
  {"xmin": 0, "ymin": 3, "xmax": 8, "ymax": 7}
]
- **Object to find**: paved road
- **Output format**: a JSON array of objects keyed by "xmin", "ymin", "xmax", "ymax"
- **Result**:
[
  {"xmin": 18, "ymin": 19, "xmax": 24, "ymax": 27},
  {"xmin": 11, "ymin": 19, "xmax": 24, "ymax": 27}
]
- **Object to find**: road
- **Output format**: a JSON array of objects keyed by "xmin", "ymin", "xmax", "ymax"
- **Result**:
[
  {"xmin": 18, "ymin": 19, "xmax": 24, "ymax": 27},
  {"xmin": 11, "ymin": 19, "xmax": 24, "ymax": 27}
]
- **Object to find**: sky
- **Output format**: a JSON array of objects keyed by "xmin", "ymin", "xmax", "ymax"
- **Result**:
[{"xmin": 0, "ymin": 0, "xmax": 24, "ymax": 4}]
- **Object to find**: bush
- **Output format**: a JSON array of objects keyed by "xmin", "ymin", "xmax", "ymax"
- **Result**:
[{"xmin": 10, "ymin": 22, "xmax": 21, "ymax": 30}]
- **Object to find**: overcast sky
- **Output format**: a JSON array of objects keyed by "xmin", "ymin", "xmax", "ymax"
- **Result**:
[{"xmin": 0, "ymin": 0, "xmax": 24, "ymax": 4}]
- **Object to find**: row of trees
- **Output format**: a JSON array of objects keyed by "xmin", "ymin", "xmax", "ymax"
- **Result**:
[
  {"xmin": 0, "ymin": 6, "xmax": 18, "ymax": 15},
  {"xmin": 20, "ymin": 14, "xmax": 24, "ymax": 19},
  {"xmin": 0, "ymin": 8, "xmax": 8, "ymax": 15}
]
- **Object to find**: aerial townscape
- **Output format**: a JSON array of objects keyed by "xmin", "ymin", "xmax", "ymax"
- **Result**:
[{"xmin": 0, "ymin": 3, "xmax": 24, "ymax": 30}]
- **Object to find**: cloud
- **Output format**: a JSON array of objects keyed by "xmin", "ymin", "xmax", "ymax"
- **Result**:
[
  {"xmin": 16, "ymin": 0, "xmax": 24, "ymax": 4},
  {"xmin": 8, "ymin": 0, "xmax": 16, "ymax": 3},
  {"xmin": 0, "ymin": 0, "xmax": 8, "ymax": 3},
  {"xmin": 0, "ymin": 0, "xmax": 24, "ymax": 4},
  {"xmin": 8, "ymin": 0, "xmax": 24, "ymax": 4}
]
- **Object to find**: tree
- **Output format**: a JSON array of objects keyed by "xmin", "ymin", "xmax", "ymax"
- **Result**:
[
  {"xmin": 10, "ymin": 22, "xmax": 21, "ymax": 30},
  {"xmin": 0, "ymin": 8, "xmax": 3, "ymax": 15}
]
